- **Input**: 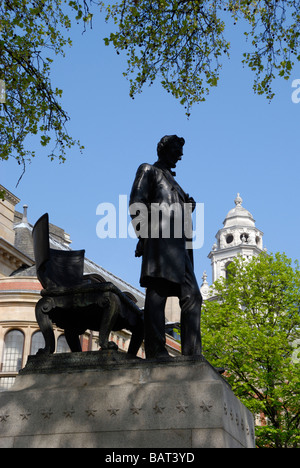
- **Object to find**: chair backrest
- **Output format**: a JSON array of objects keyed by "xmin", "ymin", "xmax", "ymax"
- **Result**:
[
  {"xmin": 32, "ymin": 213, "xmax": 85, "ymax": 289},
  {"xmin": 32, "ymin": 213, "xmax": 50, "ymax": 274},
  {"xmin": 47, "ymin": 248, "xmax": 85, "ymax": 288}
]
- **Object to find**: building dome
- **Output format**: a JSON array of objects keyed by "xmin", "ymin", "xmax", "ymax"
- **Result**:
[{"xmin": 223, "ymin": 193, "xmax": 255, "ymax": 228}]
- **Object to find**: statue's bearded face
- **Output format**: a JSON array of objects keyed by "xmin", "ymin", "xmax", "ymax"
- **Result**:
[{"xmin": 162, "ymin": 141, "xmax": 184, "ymax": 168}]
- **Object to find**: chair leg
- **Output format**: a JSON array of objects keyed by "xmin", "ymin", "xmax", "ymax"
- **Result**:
[
  {"xmin": 128, "ymin": 321, "xmax": 144, "ymax": 356},
  {"xmin": 98, "ymin": 293, "xmax": 119, "ymax": 350},
  {"xmin": 64, "ymin": 329, "xmax": 82, "ymax": 352},
  {"xmin": 35, "ymin": 298, "xmax": 56, "ymax": 354}
]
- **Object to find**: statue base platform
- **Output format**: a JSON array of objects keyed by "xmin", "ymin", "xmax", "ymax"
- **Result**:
[{"xmin": 0, "ymin": 351, "xmax": 255, "ymax": 448}]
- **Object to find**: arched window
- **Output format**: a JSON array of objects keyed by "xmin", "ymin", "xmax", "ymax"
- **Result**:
[
  {"xmin": 226, "ymin": 234, "xmax": 234, "ymax": 244},
  {"xmin": 240, "ymin": 233, "xmax": 249, "ymax": 243},
  {"xmin": 225, "ymin": 261, "xmax": 233, "ymax": 280},
  {"xmin": 122, "ymin": 291, "xmax": 138, "ymax": 303},
  {"xmin": 2, "ymin": 330, "xmax": 24, "ymax": 372},
  {"xmin": 30, "ymin": 331, "xmax": 45, "ymax": 355},
  {"xmin": 56, "ymin": 335, "xmax": 70, "ymax": 353}
]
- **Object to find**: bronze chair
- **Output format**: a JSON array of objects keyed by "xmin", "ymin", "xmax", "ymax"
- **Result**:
[{"xmin": 32, "ymin": 213, "xmax": 144, "ymax": 356}]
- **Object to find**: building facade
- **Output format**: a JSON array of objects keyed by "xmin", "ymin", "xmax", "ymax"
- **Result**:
[{"xmin": 0, "ymin": 186, "xmax": 147, "ymax": 391}]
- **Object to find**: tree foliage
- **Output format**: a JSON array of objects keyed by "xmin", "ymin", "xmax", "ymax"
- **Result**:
[
  {"xmin": 202, "ymin": 252, "xmax": 300, "ymax": 448},
  {"xmin": 103, "ymin": 0, "xmax": 300, "ymax": 115},
  {"xmin": 2, "ymin": 1, "xmax": 300, "ymax": 174},
  {"xmin": 0, "ymin": 0, "xmax": 90, "ymax": 181}
]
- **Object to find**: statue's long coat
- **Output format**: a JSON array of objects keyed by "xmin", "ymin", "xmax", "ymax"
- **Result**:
[{"xmin": 129, "ymin": 161, "xmax": 194, "ymax": 287}]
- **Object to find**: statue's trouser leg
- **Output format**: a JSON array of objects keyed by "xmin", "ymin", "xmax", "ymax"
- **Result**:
[
  {"xmin": 144, "ymin": 251, "xmax": 202, "ymax": 358},
  {"xmin": 179, "ymin": 254, "xmax": 202, "ymax": 356},
  {"xmin": 144, "ymin": 286, "xmax": 168, "ymax": 359}
]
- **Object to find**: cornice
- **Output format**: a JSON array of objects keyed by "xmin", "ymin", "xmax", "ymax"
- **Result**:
[
  {"xmin": 0, "ymin": 185, "xmax": 20, "ymax": 206},
  {"xmin": 216, "ymin": 225, "xmax": 264, "ymax": 236},
  {"xmin": 208, "ymin": 244, "xmax": 263, "ymax": 259},
  {"xmin": 0, "ymin": 237, "xmax": 35, "ymax": 267}
]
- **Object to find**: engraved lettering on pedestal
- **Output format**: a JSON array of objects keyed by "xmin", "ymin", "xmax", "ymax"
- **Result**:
[{"xmin": 224, "ymin": 402, "xmax": 228, "ymax": 415}]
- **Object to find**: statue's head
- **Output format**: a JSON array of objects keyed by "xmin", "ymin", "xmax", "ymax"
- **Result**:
[{"xmin": 157, "ymin": 135, "xmax": 185, "ymax": 168}]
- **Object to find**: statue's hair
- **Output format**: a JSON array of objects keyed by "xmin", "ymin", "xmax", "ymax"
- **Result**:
[{"xmin": 157, "ymin": 135, "xmax": 185, "ymax": 158}]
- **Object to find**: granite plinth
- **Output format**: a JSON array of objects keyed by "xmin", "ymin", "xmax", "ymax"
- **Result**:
[{"xmin": 0, "ymin": 351, "xmax": 255, "ymax": 448}]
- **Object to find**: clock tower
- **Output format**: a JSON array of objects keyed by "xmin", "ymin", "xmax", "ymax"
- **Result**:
[{"xmin": 207, "ymin": 194, "xmax": 264, "ymax": 283}]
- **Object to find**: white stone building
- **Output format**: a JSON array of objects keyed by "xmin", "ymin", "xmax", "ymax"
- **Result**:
[{"xmin": 200, "ymin": 193, "xmax": 265, "ymax": 300}]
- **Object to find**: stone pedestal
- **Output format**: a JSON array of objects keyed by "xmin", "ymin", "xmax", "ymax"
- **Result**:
[{"xmin": 0, "ymin": 352, "xmax": 255, "ymax": 448}]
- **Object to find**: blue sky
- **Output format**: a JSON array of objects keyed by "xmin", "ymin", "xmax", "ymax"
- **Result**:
[{"xmin": 1, "ymin": 7, "xmax": 300, "ymax": 291}]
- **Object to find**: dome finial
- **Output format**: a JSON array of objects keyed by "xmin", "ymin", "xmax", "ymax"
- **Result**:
[{"xmin": 234, "ymin": 193, "xmax": 243, "ymax": 207}]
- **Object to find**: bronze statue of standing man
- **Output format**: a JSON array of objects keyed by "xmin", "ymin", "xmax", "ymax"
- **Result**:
[{"xmin": 129, "ymin": 135, "xmax": 202, "ymax": 359}]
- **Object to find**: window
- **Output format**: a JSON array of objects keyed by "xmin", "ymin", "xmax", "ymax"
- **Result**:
[
  {"xmin": 30, "ymin": 331, "xmax": 45, "ymax": 355},
  {"xmin": 123, "ymin": 291, "xmax": 138, "ymax": 303},
  {"xmin": 240, "ymin": 233, "xmax": 249, "ymax": 243},
  {"xmin": 1, "ymin": 330, "xmax": 24, "ymax": 372},
  {"xmin": 56, "ymin": 335, "xmax": 70, "ymax": 353},
  {"xmin": 0, "ymin": 377, "xmax": 15, "ymax": 392},
  {"xmin": 226, "ymin": 234, "xmax": 234, "ymax": 244},
  {"xmin": 225, "ymin": 261, "xmax": 233, "ymax": 280}
]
